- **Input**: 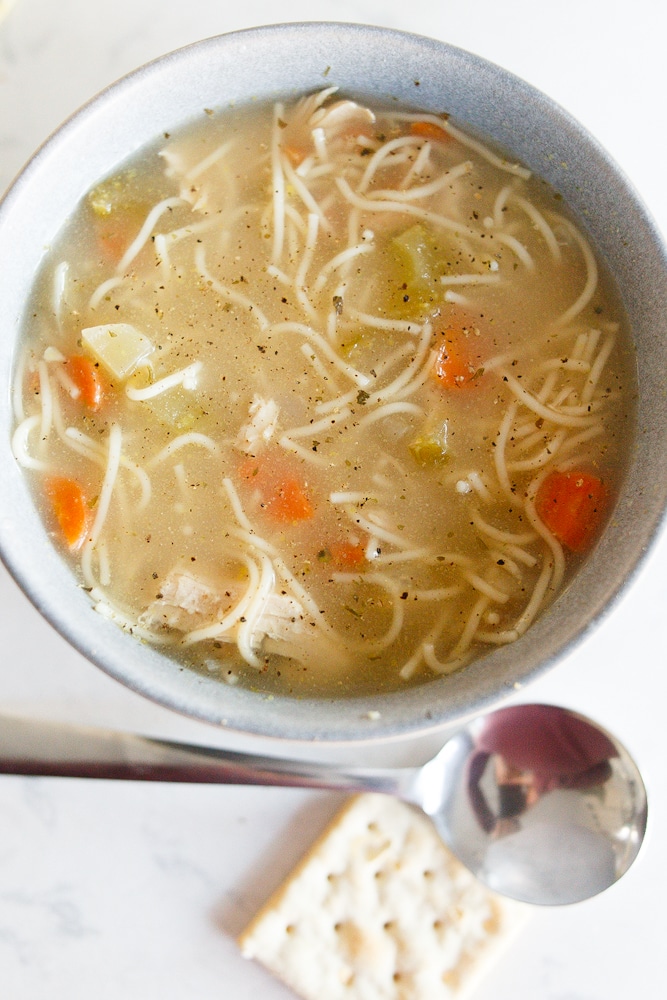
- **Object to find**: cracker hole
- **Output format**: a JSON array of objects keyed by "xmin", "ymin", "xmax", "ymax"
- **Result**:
[
  {"xmin": 423, "ymin": 869, "xmax": 434, "ymax": 879},
  {"xmin": 367, "ymin": 821, "xmax": 379, "ymax": 832},
  {"xmin": 285, "ymin": 924, "xmax": 296, "ymax": 935},
  {"xmin": 383, "ymin": 920, "xmax": 395, "ymax": 932}
]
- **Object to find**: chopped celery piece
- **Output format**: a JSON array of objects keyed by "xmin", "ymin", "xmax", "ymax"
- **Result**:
[
  {"xmin": 389, "ymin": 223, "xmax": 439, "ymax": 315},
  {"xmin": 392, "ymin": 224, "xmax": 438, "ymax": 288},
  {"xmin": 389, "ymin": 225, "xmax": 498, "ymax": 319},
  {"xmin": 88, "ymin": 170, "xmax": 138, "ymax": 217},
  {"xmin": 81, "ymin": 323, "xmax": 155, "ymax": 380},
  {"xmin": 146, "ymin": 386, "xmax": 203, "ymax": 432},
  {"xmin": 340, "ymin": 328, "xmax": 375, "ymax": 359},
  {"xmin": 409, "ymin": 420, "xmax": 449, "ymax": 465}
]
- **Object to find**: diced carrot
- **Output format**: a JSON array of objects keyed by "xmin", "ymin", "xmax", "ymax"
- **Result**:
[
  {"xmin": 65, "ymin": 355, "xmax": 105, "ymax": 410},
  {"xmin": 45, "ymin": 476, "xmax": 90, "ymax": 550},
  {"xmin": 330, "ymin": 541, "xmax": 366, "ymax": 568},
  {"xmin": 282, "ymin": 144, "xmax": 307, "ymax": 167},
  {"xmin": 267, "ymin": 478, "xmax": 314, "ymax": 522},
  {"xmin": 535, "ymin": 470, "xmax": 608, "ymax": 552},
  {"xmin": 238, "ymin": 454, "xmax": 314, "ymax": 523},
  {"xmin": 410, "ymin": 120, "xmax": 450, "ymax": 144},
  {"xmin": 95, "ymin": 207, "xmax": 145, "ymax": 264},
  {"xmin": 432, "ymin": 324, "xmax": 483, "ymax": 390},
  {"xmin": 97, "ymin": 223, "xmax": 130, "ymax": 262}
]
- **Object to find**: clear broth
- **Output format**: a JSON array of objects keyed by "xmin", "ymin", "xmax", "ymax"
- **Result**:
[{"xmin": 13, "ymin": 91, "xmax": 636, "ymax": 696}]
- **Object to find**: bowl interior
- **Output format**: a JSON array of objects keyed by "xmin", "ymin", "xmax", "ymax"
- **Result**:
[{"xmin": 1, "ymin": 23, "xmax": 666, "ymax": 742}]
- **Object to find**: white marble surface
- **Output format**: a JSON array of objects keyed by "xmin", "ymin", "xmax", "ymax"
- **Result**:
[{"xmin": 0, "ymin": 1, "xmax": 666, "ymax": 996}]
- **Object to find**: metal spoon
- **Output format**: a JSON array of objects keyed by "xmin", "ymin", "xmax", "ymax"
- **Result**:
[{"xmin": 0, "ymin": 703, "xmax": 646, "ymax": 905}]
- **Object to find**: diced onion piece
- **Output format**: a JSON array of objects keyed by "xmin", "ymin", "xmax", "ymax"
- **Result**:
[{"xmin": 81, "ymin": 323, "xmax": 155, "ymax": 380}]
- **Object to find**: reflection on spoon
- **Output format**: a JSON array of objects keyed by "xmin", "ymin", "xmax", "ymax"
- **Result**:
[
  {"xmin": 0, "ymin": 703, "xmax": 647, "ymax": 905},
  {"xmin": 439, "ymin": 703, "xmax": 640, "ymax": 904}
]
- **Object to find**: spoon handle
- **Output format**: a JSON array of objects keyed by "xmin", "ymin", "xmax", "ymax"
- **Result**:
[{"xmin": 0, "ymin": 714, "xmax": 415, "ymax": 797}]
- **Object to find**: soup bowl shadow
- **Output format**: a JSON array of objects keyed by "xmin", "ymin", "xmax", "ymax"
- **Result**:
[{"xmin": 0, "ymin": 22, "xmax": 666, "ymax": 743}]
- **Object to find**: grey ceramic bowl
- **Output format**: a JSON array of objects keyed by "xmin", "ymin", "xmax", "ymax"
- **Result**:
[{"xmin": 1, "ymin": 22, "xmax": 666, "ymax": 742}]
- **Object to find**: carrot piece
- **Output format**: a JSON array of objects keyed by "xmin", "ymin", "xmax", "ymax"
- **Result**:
[
  {"xmin": 45, "ymin": 476, "xmax": 90, "ymax": 550},
  {"xmin": 432, "ymin": 325, "xmax": 483, "ymax": 389},
  {"xmin": 535, "ymin": 470, "xmax": 608, "ymax": 552},
  {"xmin": 95, "ymin": 207, "xmax": 145, "ymax": 263},
  {"xmin": 282, "ymin": 144, "xmax": 307, "ymax": 167},
  {"xmin": 238, "ymin": 453, "xmax": 314, "ymax": 522},
  {"xmin": 330, "ymin": 541, "xmax": 366, "ymax": 568},
  {"xmin": 267, "ymin": 478, "xmax": 314, "ymax": 523},
  {"xmin": 410, "ymin": 120, "xmax": 450, "ymax": 143},
  {"xmin": 65, "ymin": 355, "xmax": 105, "ymax": 410},
  {"xmin": 97, "ymin": 223, "xmax": 130, "ymax": 262}
]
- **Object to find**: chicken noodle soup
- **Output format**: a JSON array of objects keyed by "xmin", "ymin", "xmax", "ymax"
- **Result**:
[{"xmin": 12, "ymin": 90, "xmax": 634, "ymax": 695}]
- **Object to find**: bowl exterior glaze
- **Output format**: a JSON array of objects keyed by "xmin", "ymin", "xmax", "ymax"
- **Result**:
[{"xmin": 1, "ymin": 23, "xmax": 666, "ymax": 741}]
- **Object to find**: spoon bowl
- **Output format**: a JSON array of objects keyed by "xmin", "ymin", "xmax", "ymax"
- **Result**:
[
  {"xmin": 418, "ymin": 704, "xmax": 647, "ymax": 904},
  {"xmin": 0, "ymin": 703, "xmax": 646, "ymax": 905}
]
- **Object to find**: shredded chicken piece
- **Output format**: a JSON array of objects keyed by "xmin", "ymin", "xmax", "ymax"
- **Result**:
[
  {"xmin": 139, "ymin": 568, "xmax": 230, "ymax": 630},
  {"xmin": 140, "ymin": 566, "xmax": 349, "ymax": 672},
  {"xmin": 286, "ymin": 86, "xmax": 340, "ymax": 127},
  {"xmin": 235, "ymin": 396, "xmax": 279, "ymax": 453},
  {"xmin": 310, "ymin": 99, "xmax": 376, "ymax": 138},
  {"xmin": 252, "ymin": 592, "xmax": 304, "ymax": 640}
]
